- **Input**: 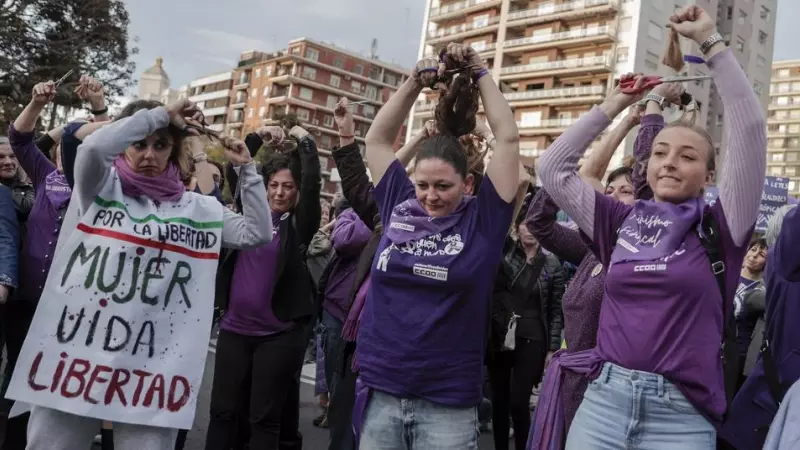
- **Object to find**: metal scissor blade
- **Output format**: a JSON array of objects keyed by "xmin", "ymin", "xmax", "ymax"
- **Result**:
[
  {"xmin": 660, "ymin": 75, "xmax": 713, "ymax": 83},
  {"xmin": 54, "ymin": 69, "xmax": 74, "ymax": 87}
]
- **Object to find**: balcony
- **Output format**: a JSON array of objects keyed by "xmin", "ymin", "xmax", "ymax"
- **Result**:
[
  {"xmin": 427, "ymin": 16, "xmax": 500, "ymax": 43},
  {"xmin": 506, "ymin": 0, "xmax": 619, "ymax": 28},
  {"xmin": 230, "ymin": 99, "xmax": 246, "ymax": 109},
  {"xmin": 504, "ymin": 85, "xmax": 605, "ymax": 106},
  {"xmin": 504, "ymin": 26, "xmax": 615, "ymax": 53},
  {"xmin": 233, "ymin": 76, "xmax": 250, "ymax": 90},
  {"xmin": 517, "ymin": 117, "xmax": 581, "ymax": 135},
  {"xmin": 189, "ymin": 89, "xmax": 231, "ymax": 103},
  {"xmin": 429, "ymin": 0, "xmax": 502, "ymax": 22},
  {"xmin": 500, "ymin": 55, "xmax": 611, "ymax": 81},
  {"xmin": 202, "ymin": 106, "xmax": 228, "ymax": 117}
]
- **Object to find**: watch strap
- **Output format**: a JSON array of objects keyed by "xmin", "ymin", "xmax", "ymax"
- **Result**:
[
  {"xmin": 645, "ymin": 93, "xmax": 667, "ymax": 108},
  {"xmin": 699, "ymin": 32, "xmax": 724, "ymax": 55}
]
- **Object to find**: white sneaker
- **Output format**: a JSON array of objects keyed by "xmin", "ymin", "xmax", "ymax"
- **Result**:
[{"xmin": 93, "ymin": 434, "xmax": 102, "ymax": 444}]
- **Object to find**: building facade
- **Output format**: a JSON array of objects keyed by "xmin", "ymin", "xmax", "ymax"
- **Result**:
[
  {"xmin": 183, "ymin": 71, "xmax": 234, "ymax": 132},
  {"xmin": 767, "ymin": 60, "xmax": 800, "ymax": 198},
  {"xmin": 410, "ymin": 0, "xmax": 776, "ymax": 174},
  {"xmin": 139, "ymin": 57, "xmax": 179, "ymax": 104},
  {"xmin": 225, "ymin": 40, "xmax": 409, "ymax": 197}
]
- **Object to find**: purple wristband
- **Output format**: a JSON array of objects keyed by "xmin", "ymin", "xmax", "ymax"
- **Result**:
[
  {"xmin": 473, "ymin": 68, "xmax": 490, "ymax": 82},
  {"xmin": 684, "ymin": 55, "xmax": 706, "ymax": 64}
]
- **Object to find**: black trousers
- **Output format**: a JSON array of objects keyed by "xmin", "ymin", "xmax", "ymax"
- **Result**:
[
  {"xmin": 205, "ymin": 323, "xmax": 309, "ymax": 450},
  {"xmin": 327, "ymin": 353, "xmax": 357, "ymax": 450},
  {"xmin": 0, "ymin": 301, "xmax": 36, "ymax": 450},
  {"xmin": 487, "ymin": 338, "xmax": 547, "ymax": 450}
]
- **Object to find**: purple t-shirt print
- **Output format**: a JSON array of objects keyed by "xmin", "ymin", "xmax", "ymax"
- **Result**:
[
  {"xmin": 357, "ymin": 160, "xmax": 514, "ymax": 408},
  {"xmin": 44, "ymin": 171, "xmax": 71, "ymax": 210},
  {"xmin": 586, "ymin": 190, "xmax": 749, "ymax": 424}
]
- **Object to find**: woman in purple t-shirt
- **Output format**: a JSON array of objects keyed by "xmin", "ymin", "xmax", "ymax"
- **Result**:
[
  {"xmin": 534, "ymin": 6, "xmax": 767, "ymax": 449},
  {"xmin": 356, "ymin": 43, "xmax": 520, "ymax": 449}
]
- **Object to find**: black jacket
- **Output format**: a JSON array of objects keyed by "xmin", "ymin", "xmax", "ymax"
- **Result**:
[
  {"xmin": 214, "ymin": 133, "xmax": 322, "ymax": 323},
  {"xmin": 491, "ymin": 237, "xmax": 565, "ymax": 352}
]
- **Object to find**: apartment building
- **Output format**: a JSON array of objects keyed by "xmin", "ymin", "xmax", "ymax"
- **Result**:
[
  {"xmin": 225, "ymin": 40, "xmax": 410, "ymax": 197},
  {"xmin": 183, "ymin": 71, "xmax": 234, "ymax": 132},
  {"xmin": 411, "ymin": 0, "xmax": 776, "ymax": 172},
  {"xmin": 767, "ymin": 60, "xmax": 800, "ymax": 198}
]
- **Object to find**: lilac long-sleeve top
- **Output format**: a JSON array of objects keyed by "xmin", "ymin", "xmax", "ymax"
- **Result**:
[
  {"xmin": 526, "ymin": 113, "xmax": 664, "ymax": 431},
  {"xmin": 536, "ymin": 47, "xmax": 766, "ymax": 423}
]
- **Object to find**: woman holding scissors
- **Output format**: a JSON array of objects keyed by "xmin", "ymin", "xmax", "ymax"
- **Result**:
[{"xmin": 529, "ymin": 5, "xmax": 766, "ymax": 448}]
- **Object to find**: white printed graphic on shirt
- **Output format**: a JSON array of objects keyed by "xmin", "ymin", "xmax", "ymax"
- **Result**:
[
  {"xmin": 389, "ymin": 222, "xmax": 415, "ymax": 232},
  {"xmin": 396, "ymin": 233, "xmax": 464, "ymax": 257},
  {"xmin": 633, "ymin": 263, "xmax": 668, "ymax": 273},
  {"xmin": 376, "ymin": 245, "xmax": 393, "ymax": 272},
  {"xmin": 412, "ymin": 264, "xmax": 449, "ymax": 281}
]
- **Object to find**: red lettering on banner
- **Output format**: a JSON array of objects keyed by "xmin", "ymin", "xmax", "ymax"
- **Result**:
[
  {"xmin": 23, "ymin": 351, "xmax": 190, "ymax": 412},
  {"xmin": 83, "ymin": 365, "xmax": 113, "ymax": 404}
]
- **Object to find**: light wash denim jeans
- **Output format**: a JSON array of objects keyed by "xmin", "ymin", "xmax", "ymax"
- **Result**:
[
  {"xmin": 359, "ymin": 390, "xmax": 479, "ymax": 450},
  {"xmin": 566, "ymin": 362, "xmax": 716, "ymax": 450}
]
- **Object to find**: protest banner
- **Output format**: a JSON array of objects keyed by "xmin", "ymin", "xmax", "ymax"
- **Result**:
[
  {"xmin": 7, "ymin": 175, "xmax": 223, "ymax": 430},
  {"xmin": 756, "ymin": 176, "xmax": 790, "ymax": 232}
]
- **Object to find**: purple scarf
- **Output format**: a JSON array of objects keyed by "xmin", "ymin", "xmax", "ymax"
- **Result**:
[
  {"xmin": 44, "ymin": 171, "xmax": 71, "ymax": 210},
  {"xmin": 385, "ymin": 197, "xmax": 474, "ymax": 245},
  {"xmin": 113, "ymin": 156, "xmax": 185, "ymax": 203},
  {"xmin": 611, "ymin": 197, "xmax": 704, "ymax": 264},
  {"xmin": 342, "ymin": 274, "xmax": 371, "ymax": 343},
  {"xmin": 527, "ymin": 350, "xmax": 603, "ymax": 450}
]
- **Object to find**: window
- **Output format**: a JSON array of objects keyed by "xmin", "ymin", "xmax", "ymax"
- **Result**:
[
  {"xmin": 787, "ymin": 152, "xmax": 799, "ymax": 162},
  {"xmin": 365, "ymin": 85, "xmax": 378, "ymax": 100},
  {"xmin": 369, "ymin": 66, "xmax": 382, "ymax": 81},
  {"xmin": 738, "ymin": 10, "xmax": 747, "ymax": 25},
  {"xmin": 770, "ymin": 167, "xmax": 784, "ymax": 176},
  {"xmin": 779, "ymin": 69, "xmax": 791, "ymax": 78},
  {"xmin": 520, "ymin": 111, "xmax": 542, "ymax": 127},
  {"xmin": 716, "ymin": 114, "xmax": 724, "ymax": 127},
  {"xmin": 790, "ymin": 181, "xmax": 797, "ymax": 192},
  {"xmin": 648, "ymin": 21, "xmax": 662, "ymax": 41},
  {"xmin": 327, "ymin": 95, "xmax": 339, "ymax": 109},
  {"xmin": 619, "ymin": 17, "xmax": 632, "ymax": 32},
  {"xmin": 296, "ymin": 108, "xmax": 310, "ymax": 121},
  {"xmin": 320, "ymin": 135, "xmax": 332, "ymax": 148},
  {"xmin": 330, "ymin": 74, "xmax": 341, "ymax": 88},
  {"xmin": 254, "ymin": 68, "xmax": 261, "ymax": 78},
  {"xmin": 726, "ymin": 6, "xmax": 733, "ymax": 20},
  {"xmin": 353, "ymin": 64, "xmax": 364, "ymax": 75},
  {"xmin": 323, "ymin": 115, "xmax": 335, "ymax": 128},
  {"xmin": 735, "ymin": 37, "xmax": 745, "ymax": 52},
  {"xmin": 247, "ymin": 108, "xmax": 253, "ymax": 118},
  {"xmin": 791, "ymin": 124, "xmax": 800, "ymax": 133},
  {"xmin": 290, "ymin": 46, "xmax": 301, "ymax": 55},
  {"xmin": 757, "ymin": 55, "xmax": 767, "ymax": 67},
  {"xmin": 384, "ymin": 73, "xmax": 398, "ymax": 86},
  {"xmin": 299, "ymin": 87, "xmax": 313, "ymax": 101},
  {"xmin": 772, "ymin": 153, "xmax": 785, "ymax": 162},
  {"xmin": 258, "ymin": 106, "xmax": 266, "ymax": 118},
  {"xmin": 786, "ymin": 167, "xmax": 797, "ymax": 177},
  {"xmin": 473, "ymin": 14, "xmax": 489, "ymax": 28},
  {"xmin": 754, "ymin": 81, "xmax": 763, "ymax": 95},
  {"xmin": 302, "ymin": 66, "xmax": 317, "ymax": 79},
  {"xmin": 758, "ymin": 31, "xmax": 768, "ymax": 45},
  {"xmin": 263, "ymin": 86, "xmax": 269, "ymax": 96},
  {"xmin": 333, "ymin": 57, "xmax": 344, "ymax": 69},
  {"xmin": 645, "ymin": 51, "xmax": 660, "ymax": 71},
  {"xmin": 777, "ymin": 96, "xmax": 789, "ymax": 105},
  {"xmin": 760, "ymin": 6, "xmax": 770, "ymax": 21},
  {"xmin": 351, "ymin": 81, "xmax": 363, "ymax": 94},
  {"xmin": 250, "ymin": 88, "xmax": 257, "ymax": 98},
  {"xmin": 362, "ymin": 104, "xmax": 376, "ymax": 118},
  {"xmin": 306, "ymin": 48, "xmax": 319, "ymax": 62},
  {"xmin": 265, "ymin": 65, "xmax": 274, "ymax": 77},
  {"xmin": 616, "ymin": 47, "xmax": 629, "ymax": 63}
]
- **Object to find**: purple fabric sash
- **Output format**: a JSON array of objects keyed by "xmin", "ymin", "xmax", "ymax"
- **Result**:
[
  {"xmin": 342, "ymin": 274, "xmax": 371, "ymax": 343},
  {"xmin": 352, "ymin": 376, "xmax": 372, "ymax": 449},
  {"xmin": 610, "ymin": 197, "xmax": 703, "ymax": 265},
  {"xmin": 526, "ymin": 350, "xmax": 603, "ymax": 450},
  {"xmin": 385, "ymin": 197, "xmax": 474, "ymax": 245}
]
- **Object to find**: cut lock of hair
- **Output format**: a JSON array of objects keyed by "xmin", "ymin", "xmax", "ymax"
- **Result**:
[{"xmin": 417, "ymin": 50, "xmax": 485, "ymax": 182}]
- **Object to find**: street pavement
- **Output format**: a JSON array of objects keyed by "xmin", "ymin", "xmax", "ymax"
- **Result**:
[{"xmin": 174, "ymin": 337, "xmax": 498, "ymax": 449}]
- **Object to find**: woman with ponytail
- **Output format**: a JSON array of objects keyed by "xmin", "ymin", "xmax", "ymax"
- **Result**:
[
  {"xmin": 531, "ymin": 5, "xmax": 766, "ymax": 448},
  {"xmin": 356, "ymin": 42, "xmax": 519, "ymax": 449}
]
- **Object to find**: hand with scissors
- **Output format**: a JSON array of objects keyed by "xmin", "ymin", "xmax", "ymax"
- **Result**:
[
  {"xmin": 30, "ymin": 81, "xmax": 57, "ymax": 106},
  {"xmin": 620, "ymin": 74, "xmax": 712, "ymax": 95},
  {"xmin": 599, "ymin": 72, "xmax": 649, "ymax": 119}
]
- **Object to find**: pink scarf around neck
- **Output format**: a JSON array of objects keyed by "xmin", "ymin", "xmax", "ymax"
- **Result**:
[{"xmin": 113, "ymin": 156, "xmax": 185, "ymax": 203}]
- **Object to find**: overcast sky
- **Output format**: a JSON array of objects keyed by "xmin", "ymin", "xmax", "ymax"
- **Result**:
[{"xmin": 124, "ymin": 0, "xmax": 800, "ymax": 93}]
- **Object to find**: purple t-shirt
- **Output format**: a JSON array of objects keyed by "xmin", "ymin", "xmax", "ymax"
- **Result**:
[
  {"xmin": 356, "ymin": 160, "xmax": 513, "ymax": 407},
  {"xmin": 221, "ymin": 210, "xmax": 293, "ymax": 336},
  {"xmin": 587, "ymin": 191, "xmax": 749, "ymax": 423}
]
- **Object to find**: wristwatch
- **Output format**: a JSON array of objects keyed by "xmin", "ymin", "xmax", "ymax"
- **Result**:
[
  {"xmin": 699, "ymin": 32, "xmax": 725, "ymax": 54},
  {"xmin": 643, "ymin": 93, "xmax": 667, "ymax": 109}
]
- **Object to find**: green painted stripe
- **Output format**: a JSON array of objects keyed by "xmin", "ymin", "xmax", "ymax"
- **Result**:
[{"xmin": 94, "ymin": 197, "xmax": 224, "ymax": 229}]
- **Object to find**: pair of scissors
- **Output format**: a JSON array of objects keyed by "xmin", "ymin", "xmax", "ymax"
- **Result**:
[
  {"xmin": 54, "ymin": 69, "xmax": 74, "ymax": 88},
  {"xmin": 620, "ymin": 75, "xmax": 712, "ymax": 94}
]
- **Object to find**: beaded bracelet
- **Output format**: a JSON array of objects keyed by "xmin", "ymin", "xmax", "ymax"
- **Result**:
[{"xmin": 473, "ymin": 68, "xmax": 490, "ymax": 82}]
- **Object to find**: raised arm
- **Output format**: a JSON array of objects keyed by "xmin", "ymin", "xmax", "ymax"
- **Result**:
[
  {"xmin": 331, "ymin": 208, "xmax": 372, "ymax": 258},
  {"xmin": 333, "ymin": 99, "xmax": 379, "ymax": 229},
  {"xmin": 364, "ymin": 72, "xmax": 424, "ymax": 185},
  {"xmin": 62, "ymin": 121, "xmax": 109, "ymax": 189},
  {"xmin": 579, "ymin": 107, "xmax": 640, "ymax": 192},
  {"xmin": 10, "ymin": 81, "xmax": 58, "ymax": 187},
  {"xmin": 288, "ymin": 127, "xmax": 322, "ymax": 247},
  {"xmin": 395, "ymin": 122, "xmax": 433, "ymax": 167},
  {"xmin": 217, "ymin": 136, "xmax": 273, "ymax": 249},
  {"xmin": 669, "ymin": 6, "xmax": 766, "ymax": 245},
  {"xmin": 525, "ymin": 189, "xmax": 587, "ymax": 266}
]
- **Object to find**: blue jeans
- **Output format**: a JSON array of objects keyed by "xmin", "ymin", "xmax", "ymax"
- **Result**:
[
  {"xmin": 322, "ymin": 309, "xmax": 344, "ymax": 397},
  {"xmin": 359, "ymin": 390, "xmax": 479, "ymax": 450},
  {"xmin": 566, "ymin": 362, "xmax": 716, "ymax": 449}
]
